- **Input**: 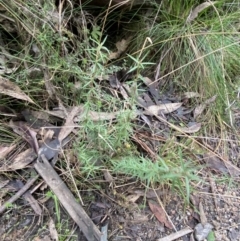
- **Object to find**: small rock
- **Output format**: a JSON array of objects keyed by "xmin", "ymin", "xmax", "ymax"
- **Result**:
[{"xmin": 194, "ymin": 223, "xmax": 213, "ymax": 241}]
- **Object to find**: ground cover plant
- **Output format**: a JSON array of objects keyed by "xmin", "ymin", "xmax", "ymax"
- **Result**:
[{"xmin": 0, "ymin": 0, "xmax": 240, "ymax": 240}]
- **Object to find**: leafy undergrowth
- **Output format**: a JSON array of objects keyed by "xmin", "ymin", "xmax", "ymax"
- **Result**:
[{"xmin": 0, "ymin": 0, "xmax": 240, "ymax": 240}]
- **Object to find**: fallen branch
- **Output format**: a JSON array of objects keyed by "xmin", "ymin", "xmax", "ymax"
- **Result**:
[{"xmin": 34, "ymin": 155, "xmax": 102, "ymax": 241}]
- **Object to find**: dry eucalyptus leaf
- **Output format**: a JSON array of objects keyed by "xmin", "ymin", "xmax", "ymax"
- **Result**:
[
  {"xmin": 194, "ymin": 104, "xmax": 206, "ymax": 119},
  {"xmin": 187, "ymin": 2, "xmax": 216, "ymax": 23},
  {"xmin": 119, "ymin": 85, "xmax": 130, "ymax": 100},
  {"xmin": 88, "ymin": 111, "xmax": 120, "ymax": 121},
  {"xmin": 183, "ymin": 92, "xmax": 201, "ymax": 98},
  {"xmin": 7, "ymin": 148, "xmax": 37, "ymax": 170},
  {"xmin": 9, "ymin": 120, "xmax": 39, "ymax": 154},
  {"xmin": 194, "ymin": 95, "xmax": 217, "ymax": 118},
  {"xmin": 0, "ymin": 144, "xmax": 16, "ymax": 159},
  {"xmin": 203, "ymin": 153, "xmax": 228, "ymax": 174},
  {"xmin": 145, "ymin": 103, "xmax": 182, "ymax": 115},
  {"xmin": 205, "ymin": 95, "xmax": 217, "ymax": 104},
  {"xmin": 74, "ymin": 109, "xmax": 122, "ymax": 122},
  {"xmin": 199, "ymin": 202, "xmax": 207, "ymax": 225},
  {"xmin": 178, "ymin": 122, "xmax": 201, "ymax": 133},
  {"xmin": 0, "ymin": 76, "xmax": 34, "ymax": 103},
  {"xmin": 47, "ymin": 105, "xmax": 125, "ymax": 122},
  {"xmin": 58, "ymin": 106, "xmax": 82, "ymax": 142},
  {"xmin": 148, "ymin": 201, "xmax": 173, "ymax": 229}
]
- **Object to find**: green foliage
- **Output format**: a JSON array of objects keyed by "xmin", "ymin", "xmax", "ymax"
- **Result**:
[
  {"xmin": 207, "ymin": 231, "xmax": 215, "ymax": 241},
  {"xmin": 76, "ymin": 109, "xmax": 136, "ymax": 178},
  {"xmin": 111, "ymin": 151, "xmax": 199, "ymax": 202}
]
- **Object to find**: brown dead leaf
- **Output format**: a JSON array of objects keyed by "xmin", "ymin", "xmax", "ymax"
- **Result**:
[
  {"xmin": 8, "ymin": 148, "xmax": 37, "ymax": 170},
  {"xmin": 145, "ymin": 103, "xmax": 182, "ymax": 116},
  {"xmin": 119, "ymin": 84, "xmax": 130, "ymax": 100},
  {"xmin": 199, "ymin": 202, "xmax": 207, "ymax": 225},
  {"xmin": 47, "ymin": 105, "xmax": 132, "ymax": 123},
  {"xmin": 75, "ymin": 109, "xmax": 121, "ymax": 122},
  {"xmin": 178, "ymin": 122, "xmax": 201, "ymax": 133},
  {"xmin": 205, "ymin": 94, "xmax": 217, "ymax": 104},
  {"xmin": 205, "ymin": 153, "xmax": 240, "ymax": 177},
  {"xmin": 183, "ymin": 92, "xmax": 201, "ymax": 98},
  {"xmin": 0, "ymin": 144, "xmax": 16, "ymax": 159},
  {"xmin": 58, "ymin": 106, "xmax": 82, "ymax": 142},
  {"xmin": 148, "ymin": 201, "xmax": 173, "ymax": 229},
  {"xmin": 187, "ymin": 2, "xmax": 216, "ymax": 23},
  {"xmin": 9, "ymin": 120, "xmax": 39, "ymax": 153},
  {"xmin": 194, "ymin": 95, "xmax": 217, "ymax": 118},
  {"xmin": 0, "ymin": 76, "xmax": 34, "ymax": 103},
  {"xmin": 194, "ymin": 104, "xmax": 206, "ymax": 119},
  {"xmin": 203, "ymin": 153, "xmax": 228, "ymax": 174}
]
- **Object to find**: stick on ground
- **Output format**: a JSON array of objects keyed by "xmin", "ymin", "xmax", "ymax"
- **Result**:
[{"xmin": 34, "ymin": 155, "xmax": 102, "ymax": 241}]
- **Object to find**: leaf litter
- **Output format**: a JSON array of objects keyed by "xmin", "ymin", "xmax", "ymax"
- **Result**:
[
  {"xmin": 1, "ymin": 71, "xmax": 239, "ymax": 241},
  {"xmin": 0, "ymin": 76, "xmax": 34, "ymax": 103},
  {"xmin": 0, "ymin": 4, "xmax": 240, "ymax": 241}
]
